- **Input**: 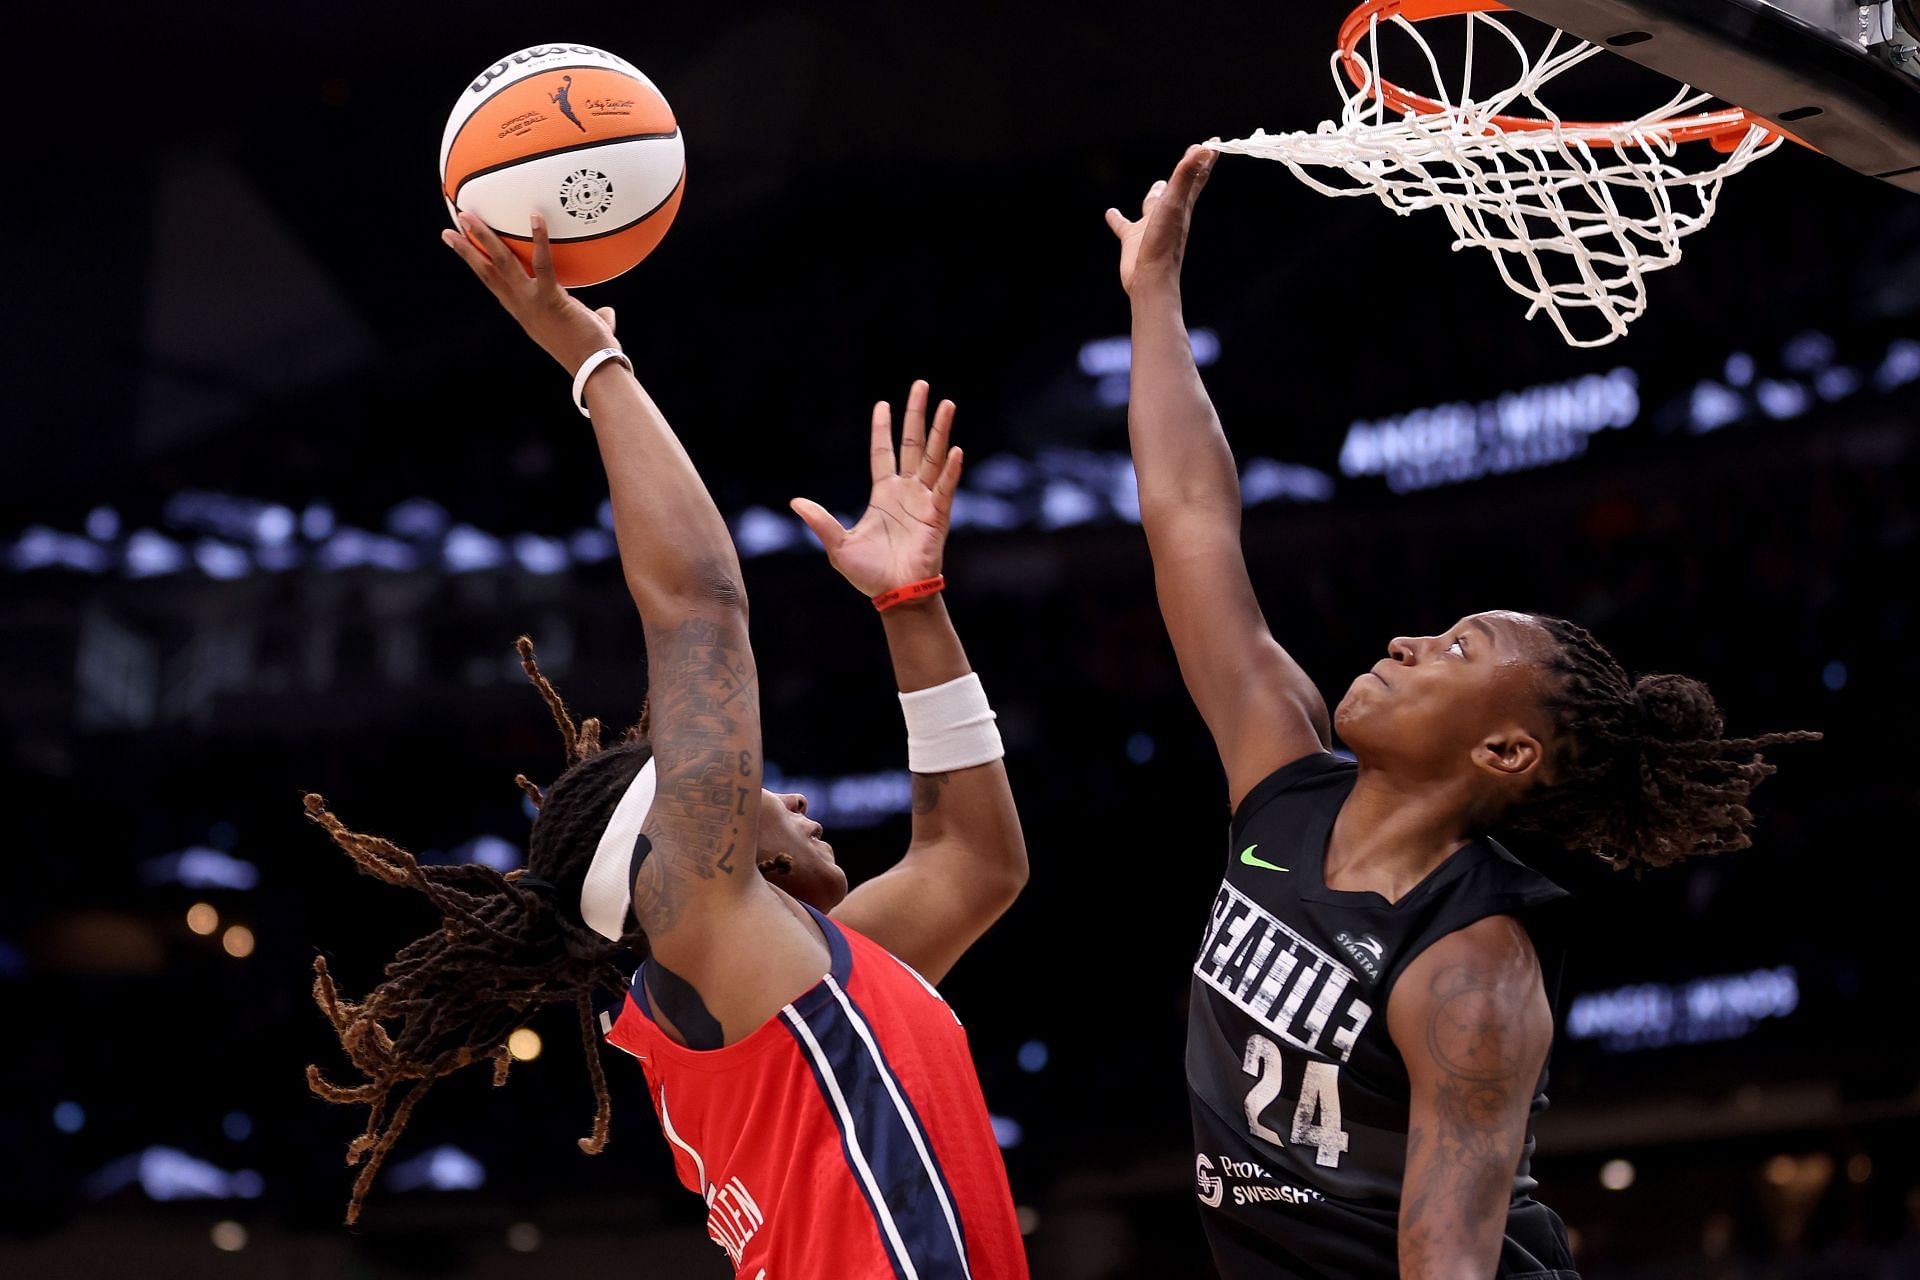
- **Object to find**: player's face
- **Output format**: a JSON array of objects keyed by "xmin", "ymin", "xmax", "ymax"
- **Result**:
[
  {"xmin": 758, "ymin": 789, "xmax": 848, "ymax": 910},
  {"xmin": 1334, "ymin": 610, "xmax": 1553, "ymax": 782}
]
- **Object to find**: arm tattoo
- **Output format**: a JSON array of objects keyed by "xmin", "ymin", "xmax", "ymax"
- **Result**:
[
  {"xmin": 911, "ymin": 771, "xmax": 951, "ymax": 816},
  {"xmin": 1399, "ymin": 962, "xmax": 1531, "ymax": 1277},
  {"xmin": 630, "ymin": 615, "xmax": 760, "ymax": 934}
]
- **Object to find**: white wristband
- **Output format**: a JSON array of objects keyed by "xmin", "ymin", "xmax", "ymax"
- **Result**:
[
  {"xmin": 900, "ymin": 672, "xmax": 1004, "ymax": 774},
  {"xmin": 572, "ymin": 347, "xmax": 634, "ymax": 418}
]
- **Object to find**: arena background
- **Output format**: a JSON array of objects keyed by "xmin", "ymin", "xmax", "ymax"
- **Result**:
[{"xmin": 4, "ymin": 2, "xmax": 1918, "ymax": 1276}]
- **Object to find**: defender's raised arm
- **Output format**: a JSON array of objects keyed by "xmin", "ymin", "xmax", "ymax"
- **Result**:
[
  {"xmin": 1106, "ymin": 147, "xmax": 1330, "ymax": 809},
  {"xmin": 792, "ymin": 383, "xmax": 1028, "ymax": 983}
]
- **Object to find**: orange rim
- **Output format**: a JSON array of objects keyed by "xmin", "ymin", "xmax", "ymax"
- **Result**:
[{"xmin": 1335, "ymin": 0, "xmax": 1789, "ymax": 151}]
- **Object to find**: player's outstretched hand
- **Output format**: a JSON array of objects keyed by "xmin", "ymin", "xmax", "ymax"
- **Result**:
[
  {"xmin": 790, "ymin": 381, "xmax": 963, "ymax": 599},
  {"xmin": 441, "ymin": 212, "xmax": 619, "ymax": 376},
  {"xmin": 1105, "ymin": 143, "xmax": 1217, "ymax": 298}
]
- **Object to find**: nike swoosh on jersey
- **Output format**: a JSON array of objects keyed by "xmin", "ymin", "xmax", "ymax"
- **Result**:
[{"xmin": 1240, "ymin": 845, "xmax": 1289, "ymax": 873}]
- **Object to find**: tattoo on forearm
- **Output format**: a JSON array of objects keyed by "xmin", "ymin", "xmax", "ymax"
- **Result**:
[
  {"xmin": 911, "ymin": 771, "xmax": 951, "ymax": 816},
  {"xmin": 1399, "ymin": 961, "xmax": 1531, "ymax": 1277},
  {"xmin": 630, "ymin": 615, "xmax": 759, "ymax": 933}
]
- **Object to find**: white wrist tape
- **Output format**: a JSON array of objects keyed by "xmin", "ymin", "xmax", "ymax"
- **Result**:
[
  {"xmin": 900, "ymin": 672, "xmax": 1003, "ymax": 774},
  {"xmin": 572, "ymin": 347, "xmax": 633, "ymax": 418}
]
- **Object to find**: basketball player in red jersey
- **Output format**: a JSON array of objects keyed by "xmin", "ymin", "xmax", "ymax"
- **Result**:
[
  {"xmin": 302, "ymin": 213, "xmax": 1029, "ymax": 1279},
  {"xmin": 1105, "ymin": 149, "xmax": 1816, "ymax": 1279}
]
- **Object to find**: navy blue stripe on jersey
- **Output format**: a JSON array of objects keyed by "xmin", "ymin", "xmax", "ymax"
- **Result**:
[{"xmin": 781, "ymin": 977, "xmax": 972, "ymax": 1280}]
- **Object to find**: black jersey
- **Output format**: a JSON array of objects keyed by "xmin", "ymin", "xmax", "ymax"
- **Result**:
[{"xmin": 1187, "ymin": 752, "xmax": 1579, "ymax": 1280}]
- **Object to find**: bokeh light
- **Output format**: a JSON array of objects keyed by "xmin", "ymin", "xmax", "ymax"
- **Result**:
[
  {"xmin": 221, "ymin": 925, "xmax": 254, "ymax": 958},
  {"xmin": 186, "ymin": 903, "xmax": 219, "ymax": 936},
  {"xmin": 507, "ymin": 1028, "xmax": 542, "ymax": 1062}
]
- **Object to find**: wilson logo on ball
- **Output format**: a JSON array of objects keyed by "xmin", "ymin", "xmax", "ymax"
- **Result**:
[{"xmin": 559, "ymin": 170, "xmax": 616, "ymax": 222}]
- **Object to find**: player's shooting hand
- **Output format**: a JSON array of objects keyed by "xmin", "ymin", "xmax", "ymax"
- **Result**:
[
  {"xmin": 790, "ymin": 381, "xmax": 963, "ymax": 599},
  {"xmin": 441, "ymin": 212, "xmax": 619, "ymax": 376},
  {"xmin": 1105, "ymin": 143, "xmax": 1216, "ymax": 297}
]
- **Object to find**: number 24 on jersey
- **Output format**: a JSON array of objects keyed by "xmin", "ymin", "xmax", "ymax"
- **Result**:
[{"xmin": 1242, "ymin": 1034, "xmax": 1350, "ymax": 1168}]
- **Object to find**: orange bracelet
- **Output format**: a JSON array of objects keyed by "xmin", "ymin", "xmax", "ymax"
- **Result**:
[{"xmin": 872, "ymin": 575, "xmax": 946, "ymax": 612}]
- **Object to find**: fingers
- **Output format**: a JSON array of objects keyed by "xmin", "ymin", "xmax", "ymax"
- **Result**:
[
  {"xmin": 1162, "ymin": 144, "xmax": 1217, "ymax": 212},
  {"xmin": 1140, "ymin": 179, "xmax": 1167, "ymax": 220},
  {"xmin": 898, "ymin": 380, "xmax": 929, "ymax": 477},
  {"xmin": 789, "ymin": 498, "xmax": 847, "ymax": 553},
  {"xmin": 530, "ymin": 212, "xmax": 555, "ymax": 282},
  {"xmin": 917, "ymin": 398, "xmax": 955, "ymax": 488},
  {"xmin": 459, "ymin": 212, "xmax": 521, "ymax": 276},
  {"xmin": 1104, "ymin": 207, "xmax": 1133, "ymax": 239},
  {"xmin": 440, "ymin": 225, "xmax": 502, "ymax": 289},
  {"xmin": 932, "ymin": 446, "xmax": 964, "ymax": 518},
  {"xmin": 869, "ymin": 400, "xmax": 896, "ymax": 485},
  {"xmin": 596, "ymin": 305, "xmax": 617, "ymax": 334}
]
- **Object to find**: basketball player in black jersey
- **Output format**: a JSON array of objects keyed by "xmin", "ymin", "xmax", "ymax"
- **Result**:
[{"xmin": 1105, "ymin": 147, "xmax": 1818, "ymax": 1280}]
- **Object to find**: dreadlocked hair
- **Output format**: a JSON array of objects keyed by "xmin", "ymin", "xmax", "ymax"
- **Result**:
[
  {"xmin": 1502, "ymin": 615, "xmax": 1822, "ymax": 871},
  {"xmin": 304, "ymin": 635, "xmax": 653, "ymax": 1224}
]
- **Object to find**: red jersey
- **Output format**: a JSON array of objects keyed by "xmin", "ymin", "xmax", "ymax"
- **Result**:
[{"xmin": 600, "ymin": 904, "xmax": 1029, "ymax": 1280}]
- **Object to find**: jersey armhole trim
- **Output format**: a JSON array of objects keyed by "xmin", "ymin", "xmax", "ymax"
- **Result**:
[{"xmin": 1229, "ymin": 751, "xmax": 1354, "ymax": 842}]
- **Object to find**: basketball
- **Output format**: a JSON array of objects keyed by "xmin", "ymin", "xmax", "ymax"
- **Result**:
[{"xmin": 439, "ymin": 44, "xmax": 685, "ymax": 288}]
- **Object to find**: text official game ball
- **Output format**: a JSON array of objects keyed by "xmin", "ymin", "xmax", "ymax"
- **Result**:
[{"xmin": 440, "ymin": 44, "xmax": 685, "ymax": 287}]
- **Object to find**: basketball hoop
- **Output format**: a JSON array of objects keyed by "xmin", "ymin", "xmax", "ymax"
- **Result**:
[{"xmin": 1211, "ymin": 0, "xmax": 1799, "ymax": 346}]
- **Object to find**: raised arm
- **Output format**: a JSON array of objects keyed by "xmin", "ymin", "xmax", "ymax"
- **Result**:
[
  {"xmin": 1387, "ymin": 916, "xmax": 1553, "ymax": 1280},
  {"xmin": 1105, "ymin": 147, "xmax": 1330, "ymax": 809},
  {"xmin": 791, "ymin": 384, "xmax": 1027, "ymax": 983},
  {"xmin": 443, "ymin": 215, "xmax": 831, "ymax": 1036}
]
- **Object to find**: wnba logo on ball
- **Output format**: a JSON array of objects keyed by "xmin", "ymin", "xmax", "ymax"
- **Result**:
[{"xmin": 559, "ymin": 170, "xmax": 615, "ymax": 223}]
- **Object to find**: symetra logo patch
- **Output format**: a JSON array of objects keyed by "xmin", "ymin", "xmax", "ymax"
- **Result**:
[{"xmin": 1334, "ymin": 931, "xmax": 1386, "ymax": 981}]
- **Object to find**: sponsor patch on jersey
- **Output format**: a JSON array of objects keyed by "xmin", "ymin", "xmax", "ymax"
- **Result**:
[
  {"xmin": 1196, "ymin": 1152, "xmax": 1224, "ymax": 1207},
  {"xmin": 1334, "ymin": 930, "xmax": 1386, "ymax": 981},
  {"xmin": 1195, "ymin": 881, "xmax": 1373, "ymax": 1062},
  {"xmin": 1196, "ymin": 1152, "xmax": 1325, "ymax": 1211}
]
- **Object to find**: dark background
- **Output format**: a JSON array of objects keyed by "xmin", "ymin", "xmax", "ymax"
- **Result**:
[{"xmin": 4, "ymin": 2, "xmax": 1918, "ymax": 1276}]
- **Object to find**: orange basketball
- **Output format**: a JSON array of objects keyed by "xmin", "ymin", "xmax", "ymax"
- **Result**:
[{"xmin": 439, "ymin": 44, "xmax": 685, "ymax": 288}]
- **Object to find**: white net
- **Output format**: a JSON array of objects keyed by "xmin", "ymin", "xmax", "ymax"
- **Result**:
[{"xmin": 1211, "ymin": 5, "xmax": 1784, "ymax": 346}]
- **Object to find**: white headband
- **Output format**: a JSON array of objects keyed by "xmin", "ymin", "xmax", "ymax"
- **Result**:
[{"xmin": 579, "ymin": 758, "xmax": 657, "ymax": 942}]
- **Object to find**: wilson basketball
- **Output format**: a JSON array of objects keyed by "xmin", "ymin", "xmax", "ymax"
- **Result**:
[{"xmin": 439, "ymin": 44, "xmax": 685, "ymax": 287}]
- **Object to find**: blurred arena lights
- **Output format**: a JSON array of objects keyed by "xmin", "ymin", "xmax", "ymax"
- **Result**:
[
  {"xmin": 446, "ymin": 835, "xmax": 521, "ymax": 872},
  {"xmin": 1078, "ymin": 327, "xmax": 1219, "ymax": 407},
  {"xmin": 1015, "ymin": 1205, "xmax": 1041, "ymax": 1236},
  {"xmin": 222, "ymin": 1111, "xmax": 252, "ymax": 1142},
  {"xmin": 1766, "ymin": 1154, "xmax": 1800, "ymax": 1187},
  {"xmin": 185, "ymin": 903, "xmax": 220, "ymax": 936},
  {"xmin": 84, "ymin": 1147, "xmax": 265, "ymax": 1201},
  {"xmin": 507, "ymin": 1028, "xmax": 543, "ymax": 1062},
  {"xmin": 1564, "ymin": 965, "xmax": 1798, "ymax": 1052},
  {"xmin": 53, "ymin": 1101, "xmax": 86, "ymax": 1134},
  {"xmin": 990, "ymin": 1115, "xmax": 1024, "ymax": 1150},
  {"xmin": 386, "ymin": 1144, "xmax": 486, "ymax": 1193},
  {"xmin": 1847, "ymin": 1154, "xmax": 1872, "ymax": 1183},
  {"xmin": 143, "ymin": 846, "xmax": 259, "ymax": 891},
  {"xmin": 1017, "ymin": 1040, "xmax": 1050, "ymax": 1073},
  {"xmin": 762, "ymin": 764, "xmax": 913, "ymax": 830},
  {"xmin": 221, "ymin": 925, "xmax": 255, "ymax": 958},
  {"xmin": 506, "ymin": 1222, "xmax": 543, "ymax": 1252},
  {"xmin": 2, "ymin": 447, "xmax": 1332, "ymax": 582},
  {"xmin": 1599, "ymin": 1159, "xmax": 1636, "ymax": 1191},
  {"xmin": 1340, "ymin": 368, "xmax": 1640, "ymax": 494},
  {"xmin": 210, "ymin": 1221, "xmax": 248, "ymax": 1252}
]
